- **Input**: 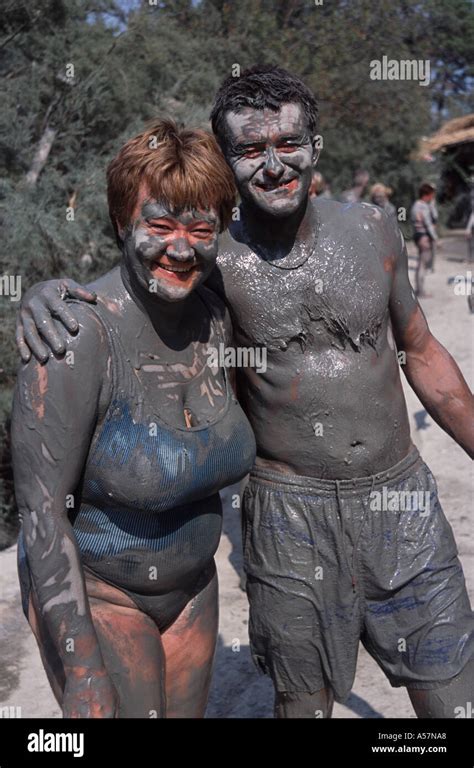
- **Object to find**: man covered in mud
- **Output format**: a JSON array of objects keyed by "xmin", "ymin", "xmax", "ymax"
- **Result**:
[{"xmin": 17, "ymin": 66, "xmax": 474, "ymax": 718}]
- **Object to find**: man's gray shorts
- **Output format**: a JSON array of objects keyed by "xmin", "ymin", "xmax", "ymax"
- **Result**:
[{"xmin": 242, "ymin": 448, "xmax": 473, "ymax": 702}]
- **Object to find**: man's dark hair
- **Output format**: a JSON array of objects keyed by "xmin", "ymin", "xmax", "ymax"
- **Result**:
[
  {"xmin": 419, "ymin": 182, "xmax": 435, "ymax": 198},
  {"xmin": 210, "ymin": 65, "xmax": 318, "ymax": 145}
]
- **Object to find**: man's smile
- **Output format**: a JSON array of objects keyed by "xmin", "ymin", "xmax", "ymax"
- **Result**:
[{"xmin": 253, "ymin": 178, "xmax": 299, "ymax": 193}]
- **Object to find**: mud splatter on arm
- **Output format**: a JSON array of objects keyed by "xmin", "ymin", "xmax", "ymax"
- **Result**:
[
  {"xmin": 11, "ymin": 306, "xmax": 115, "ymax": 703},
  {"xmin": 389, "ymin": 221, "xmax": 474, "ymax": 457}
]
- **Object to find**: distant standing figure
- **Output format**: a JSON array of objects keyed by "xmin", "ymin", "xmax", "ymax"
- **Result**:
[
  {"xmin": 370, "ymin": 183, "xmax": 397, "ymax": 219},
  {"xmin": 340, "ymin": 169, "xmax": 369, "ymax": 203},
  {"xmin": 427, "ymin": 193, "xmax": 439, "ymax": 271},
  {"xmin": 309, "ymin": 170, "xmax": 332, "ymax": 199},
  {"xmin": 410, "ymin": 182, "xmax": 438, "ymax": 298},
  {"xmin": 465, "ymin": 210, "xmax": 474, "ymax": 264}
]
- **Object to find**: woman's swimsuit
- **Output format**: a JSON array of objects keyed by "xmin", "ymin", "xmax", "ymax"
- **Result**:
[{"xmin": 18, "ymin": 286, "xmax": 256, "ymax": 630}]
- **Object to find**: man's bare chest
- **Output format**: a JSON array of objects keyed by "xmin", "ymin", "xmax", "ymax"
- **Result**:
[{"xmin": 216, "ymin": 239, "xmax": 392, "ymax": 353}]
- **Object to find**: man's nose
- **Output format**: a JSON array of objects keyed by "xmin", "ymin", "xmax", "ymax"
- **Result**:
[
  {"xmin": 263, "ymin": 147, "xmax": 285, "ymax": 178},
  {"xmin": 166, "ymin": 237, "xmax": 194, "ymax": 261}
]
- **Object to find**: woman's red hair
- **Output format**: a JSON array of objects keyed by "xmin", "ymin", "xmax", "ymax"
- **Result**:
[{"xmin": 107, "ymin": 118, "xmax": 236, "ymax": 241}]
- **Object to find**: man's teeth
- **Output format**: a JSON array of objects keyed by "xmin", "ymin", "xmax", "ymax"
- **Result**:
[
  {"xmin": 258, "ymin": 180, "xmax": 293, "ymax": 190},
  {"xmin": 155, "ymin": 263, "xmax": 195, "ymax": 273}
]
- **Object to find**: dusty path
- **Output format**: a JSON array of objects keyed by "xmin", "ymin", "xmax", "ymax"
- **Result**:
[{"xmin": 0, "ymin": 233, "xmax": 472, "ymax": 718}]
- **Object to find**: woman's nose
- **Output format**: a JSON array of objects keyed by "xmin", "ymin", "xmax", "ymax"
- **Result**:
[{"xmin": 166, "ymin": 238, "xmax": 194, "ymax": 261}]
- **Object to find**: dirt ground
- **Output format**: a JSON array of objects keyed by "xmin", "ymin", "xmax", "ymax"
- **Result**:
[{"xmin": 0, "ymin": 232, "xmax": 472, "ymax": 719}]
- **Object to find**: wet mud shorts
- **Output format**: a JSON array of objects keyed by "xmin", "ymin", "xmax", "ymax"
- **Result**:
[{"xmin": 242, "ymin": 448, "xmax": 474, "ymax": 702}]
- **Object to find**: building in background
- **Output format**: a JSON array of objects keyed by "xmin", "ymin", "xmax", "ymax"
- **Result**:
[{"xmin": 417, "ymin": 114, "xmax": 474, "ymax": 229}]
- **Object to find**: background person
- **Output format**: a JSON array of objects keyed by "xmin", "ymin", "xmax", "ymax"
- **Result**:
[
  {"xmin": 309, "ymin": 170, "xmax": 331, "ymax": 199},
  {"xmin": 370, "ymin": 183, "xmax": 397, "ymax": 219},
  {"xmin": 410, "ymin": 182, "xmax": 439, "ymax": 297},
  {"xmin": 340, "ymin": 169, "xmax": 370, "ymax": 203}
]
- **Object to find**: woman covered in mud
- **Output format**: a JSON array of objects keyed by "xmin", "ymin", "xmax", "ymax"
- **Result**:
[{"xmin": 11, "ymin": 119, "xmax": 256, "ymax": 718}]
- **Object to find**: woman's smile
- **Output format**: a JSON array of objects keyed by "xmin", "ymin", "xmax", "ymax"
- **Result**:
[{"xmin": 150, "ymin": 259, "xmax": 200, "ymax": 283}]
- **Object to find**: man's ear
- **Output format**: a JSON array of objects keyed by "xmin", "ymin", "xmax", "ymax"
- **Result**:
[{"xmin": 311, "ymin": 136, "xmax": 321, "ymax": 168}]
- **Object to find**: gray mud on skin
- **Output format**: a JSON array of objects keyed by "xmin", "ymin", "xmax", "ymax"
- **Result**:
[
  {"xmin": 208, "ymin": 197, "xmax": 414, "ymax": 479},
  {"xmin": 206, "ymin": 99, "xmax": 473, "ymax": 716},
  {"xmin": 2, "ymin": 240, "xmax": 473, "ymax": 718},
  {"xmin": 9, "ymin": 198, "xmax": 255, "ymax": 717},
  {"xmin": 206, "ymin": 102, "xmax": 417, "ymax": 478},
  {"xmin": 8, "ymin": 95, "xmax": 474, "ymax": 716}
]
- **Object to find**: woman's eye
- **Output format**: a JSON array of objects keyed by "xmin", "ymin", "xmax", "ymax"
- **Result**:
[
  {"xmin": 150, "ymin": 222, "xmax": 173, "ymax": 232},
  {"xmin": 193, "ymin": 229, "xmax": 213, "ymax": 237}
]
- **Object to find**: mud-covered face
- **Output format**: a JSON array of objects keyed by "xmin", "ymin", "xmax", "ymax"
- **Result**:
[
  {"xmin": 121, "ymin": 193, "xmax": 219, "ymax": 302},
  {"xmin": 222, "ymin": 103, "xmax": 317, "ymax": 218}
]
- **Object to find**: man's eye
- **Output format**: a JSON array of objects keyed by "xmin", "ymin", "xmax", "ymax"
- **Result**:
[
  {"xmin": 242, "ymin": 147, "xmax": 263, "ymax": 158},
  {"xmin": 278, "ymin": 141, "xmax": 299, "ymax": 153}
]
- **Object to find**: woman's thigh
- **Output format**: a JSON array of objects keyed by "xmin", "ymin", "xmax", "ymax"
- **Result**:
[
  {"xmin": 162, "ymin": 565, "xmax": 219, "ymax": 718},
  {"xmin": 27, "ymin": 563, "xmax": 219, "ymax": 718},
  {"xmin": 27, "ymin": 587, "xmax": 166, "ymax": 718},
  {"xmin": 88, "ymin": 596, "xmax": 166, "ymax": 717}
]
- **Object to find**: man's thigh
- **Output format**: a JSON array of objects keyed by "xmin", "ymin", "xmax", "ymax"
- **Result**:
[
  {"xmin": 243, "ymin": 473, "xmax": 361, "ymax": 703},
  {"xmin": 360, "ymin": 460, "xmax": 474, "ymax": 692}
]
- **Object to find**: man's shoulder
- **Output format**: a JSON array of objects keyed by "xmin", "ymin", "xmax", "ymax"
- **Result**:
[
  {"xmin": 316, "ymin": 197, "xmax": 403, "ymax": 257},
  {"xmin": 315, "ymin": 196, "xmax": 386, "ymax": 227}
]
